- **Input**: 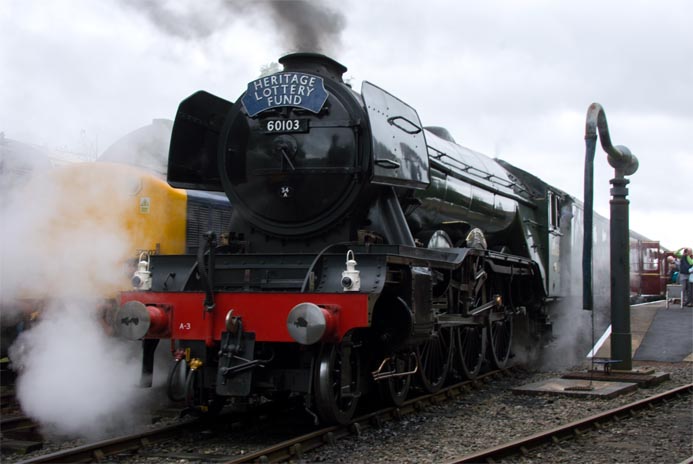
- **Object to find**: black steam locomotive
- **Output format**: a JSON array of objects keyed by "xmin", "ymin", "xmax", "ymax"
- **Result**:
[{"xmin": 113, "ymin": 53, "xmax": 589, "ymax": 424}]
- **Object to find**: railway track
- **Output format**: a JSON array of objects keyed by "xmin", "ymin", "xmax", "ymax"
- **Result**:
[
  {"xmin": 1, "ymin": 388, "xmax": 18, "ymax": 412},
  {"xmin": 1, "ymin": 377, "xmax": 38, "ymax": 455},
  {"xmin": 447, "ymin": 383, "xmax": 693, "ymax": 463},
  {"xmin": 1, "ymin": 363, "xmax": 18, "ymax": 413},
  {"xmin": 6, "ymin": 369, "xmax": 508, "ymax": 463},
  {"xmin": 223, "ymin": 370, "xmax": 510, "ymax": 464},
  {"xmin": 13, "ymin": 418, "xmax": 200, "ymax": 464},
  {"xmin": 1, "ymin": 415, "xmax": 43, "ymax": 455},
  {"xmin": 9, "ymin": 372, "xmax": 690, "ymax": 464}
]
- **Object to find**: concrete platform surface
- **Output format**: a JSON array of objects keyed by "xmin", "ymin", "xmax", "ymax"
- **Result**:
[
  {"xmin": 593, "ymin": 300, "xmax": 693, "ymax": 363},
  {"xmin": 634, "ymin": 305, "xmax": 693, "ymax": 362}
]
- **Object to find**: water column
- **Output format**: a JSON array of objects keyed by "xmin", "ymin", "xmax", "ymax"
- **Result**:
[{"xmin": 582, "ymin": 102, "xmax": 639, "ymax": 371}]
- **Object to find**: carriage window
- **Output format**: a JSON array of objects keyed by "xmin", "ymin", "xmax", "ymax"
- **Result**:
[
  {"xmin": 549, "ymin": 192, "xmax": 561, "ymax": 229},
  {"xmin": 642, "ymin": 248, "xmax": 658, "ymax": 271}
]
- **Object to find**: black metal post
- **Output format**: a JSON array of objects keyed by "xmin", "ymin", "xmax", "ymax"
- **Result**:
[
  {"xmin": 583, "ymin": 103, "xmax": 638, "ymax": 371},
  {"xmin": 610, "ymin": 175, "xmax": 632, "ymax": 370}
]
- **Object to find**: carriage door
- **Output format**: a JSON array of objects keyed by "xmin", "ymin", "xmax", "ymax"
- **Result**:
[
  {"xmin": 640, "ymin": 241, "xmax": 662, "ymax": 296},
  {"xmin": 548, "ymin": 190, "xmax": 563, "ymax": 296},
  {"xmin": 361, "ymin": 81, "xmax": 430, "ymax": 190}
]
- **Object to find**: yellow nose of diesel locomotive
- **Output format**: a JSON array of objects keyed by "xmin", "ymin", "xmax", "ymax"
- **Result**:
[
  {"xmin": 121, "ymin": 163, "xmax": 187, "ymax": 257},
  {"xmin": 11, "ymin": 161, "xmax": 188, "ymax": 298}
]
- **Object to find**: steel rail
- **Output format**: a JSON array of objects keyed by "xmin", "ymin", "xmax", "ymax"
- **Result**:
[
  {"xmin": 13, "ymin": 418, "xmax": 200, "ymax": 464},
  {"xmin": 10, "ymin": 397, "xmax": 285, "ymax": 463},
  {"xmin": 447, "ymin": 383, "xmax": 693, "ymax": 464}
]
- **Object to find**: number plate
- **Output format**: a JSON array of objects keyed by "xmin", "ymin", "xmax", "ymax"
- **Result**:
[{"xmin": 264, "ymin": 119, "xmax": 309, "ymax": 134}]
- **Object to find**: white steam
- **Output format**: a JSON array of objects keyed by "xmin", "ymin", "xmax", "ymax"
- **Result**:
[
  {"xmin": 540, "ymin": 299, "xmax": 609, "ymax": 371},
  {"xmin": 1, "ymin": 165, "xmax": 135, "ymax": 301},
  {"xmin": 1, "ymin": 162, "xmax": 155, "ymax": 439},
  {"xmin": 538, "ymin": 206, "xmax": 612, "ymax": 371},
  {"xmin": 8, "ymin": 301, "xmax": 145, "ymax": 439}
]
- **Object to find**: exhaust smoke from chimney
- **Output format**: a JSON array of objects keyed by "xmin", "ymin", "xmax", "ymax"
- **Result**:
[{"xmin": 123, "ymin": 0, "xmax": 346, "ymax": 56}]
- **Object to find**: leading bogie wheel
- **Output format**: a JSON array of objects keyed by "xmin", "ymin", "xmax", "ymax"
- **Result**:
[{"xmin": 313, "ymin": 341, "xmax": 363, "ymax": 425}]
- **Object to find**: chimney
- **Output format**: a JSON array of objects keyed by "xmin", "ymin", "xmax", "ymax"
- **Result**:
[{"xmin": 279, "ymin": 53, "xmax": 347, "ymax": 82}]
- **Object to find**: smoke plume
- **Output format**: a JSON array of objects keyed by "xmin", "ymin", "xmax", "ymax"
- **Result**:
[
  {"xmin": 122, "ymin": 0, "xmax": 346, "ymax": 55},
  {"xmin": 260, "ymin": 0, "xmax": 346, "ymax": 53}
]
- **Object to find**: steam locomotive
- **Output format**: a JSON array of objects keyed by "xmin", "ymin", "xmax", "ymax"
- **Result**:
[{"xmin": 111, "ymin": 53, "xmax": 601, "ymax": 424}]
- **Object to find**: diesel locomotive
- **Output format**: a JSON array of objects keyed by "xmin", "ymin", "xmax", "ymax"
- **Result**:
[{"xmin": 112, "ymin": 53, "xmax": 597, "ymax": 424}]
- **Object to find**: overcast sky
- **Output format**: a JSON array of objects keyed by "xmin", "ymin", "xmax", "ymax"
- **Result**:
[{"xmin": 2, "ymin": 0, "xmax": 691, "ymax": 250}]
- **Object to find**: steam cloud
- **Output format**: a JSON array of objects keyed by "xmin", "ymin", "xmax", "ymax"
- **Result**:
[
  {"xmin": 122, "ymin": 0, "xmax": 346, "ymax": 55},
  {"xmin": 9, "ymin": 302, "xmax": 144, "ymax": 440},
  {"xmin": 1, "ymin": 164, "xmax": 154, "ymax": 439},
  {"xmin": 534, "ymin": 209, "xmax": 612, "ymax": 371}
]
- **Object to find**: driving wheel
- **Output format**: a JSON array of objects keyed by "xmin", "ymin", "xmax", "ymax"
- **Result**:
[
  {"xmin": 453, "ymin": 324, "xmax": 486, "ymax": 379},
  {"xmin": 487, "ymin": 310, "xmax": 513, "ymax": 369},
  {"xmin": 379, "ymin": 351, "xmax": 415, "ymax": 406},
  {"xmin": 453, "ymin": 254, "xmax": 489, "ymax": 379},
  {"xmin": 416, "ymin": 327, "xmax": 452, "ymax": 393}
]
